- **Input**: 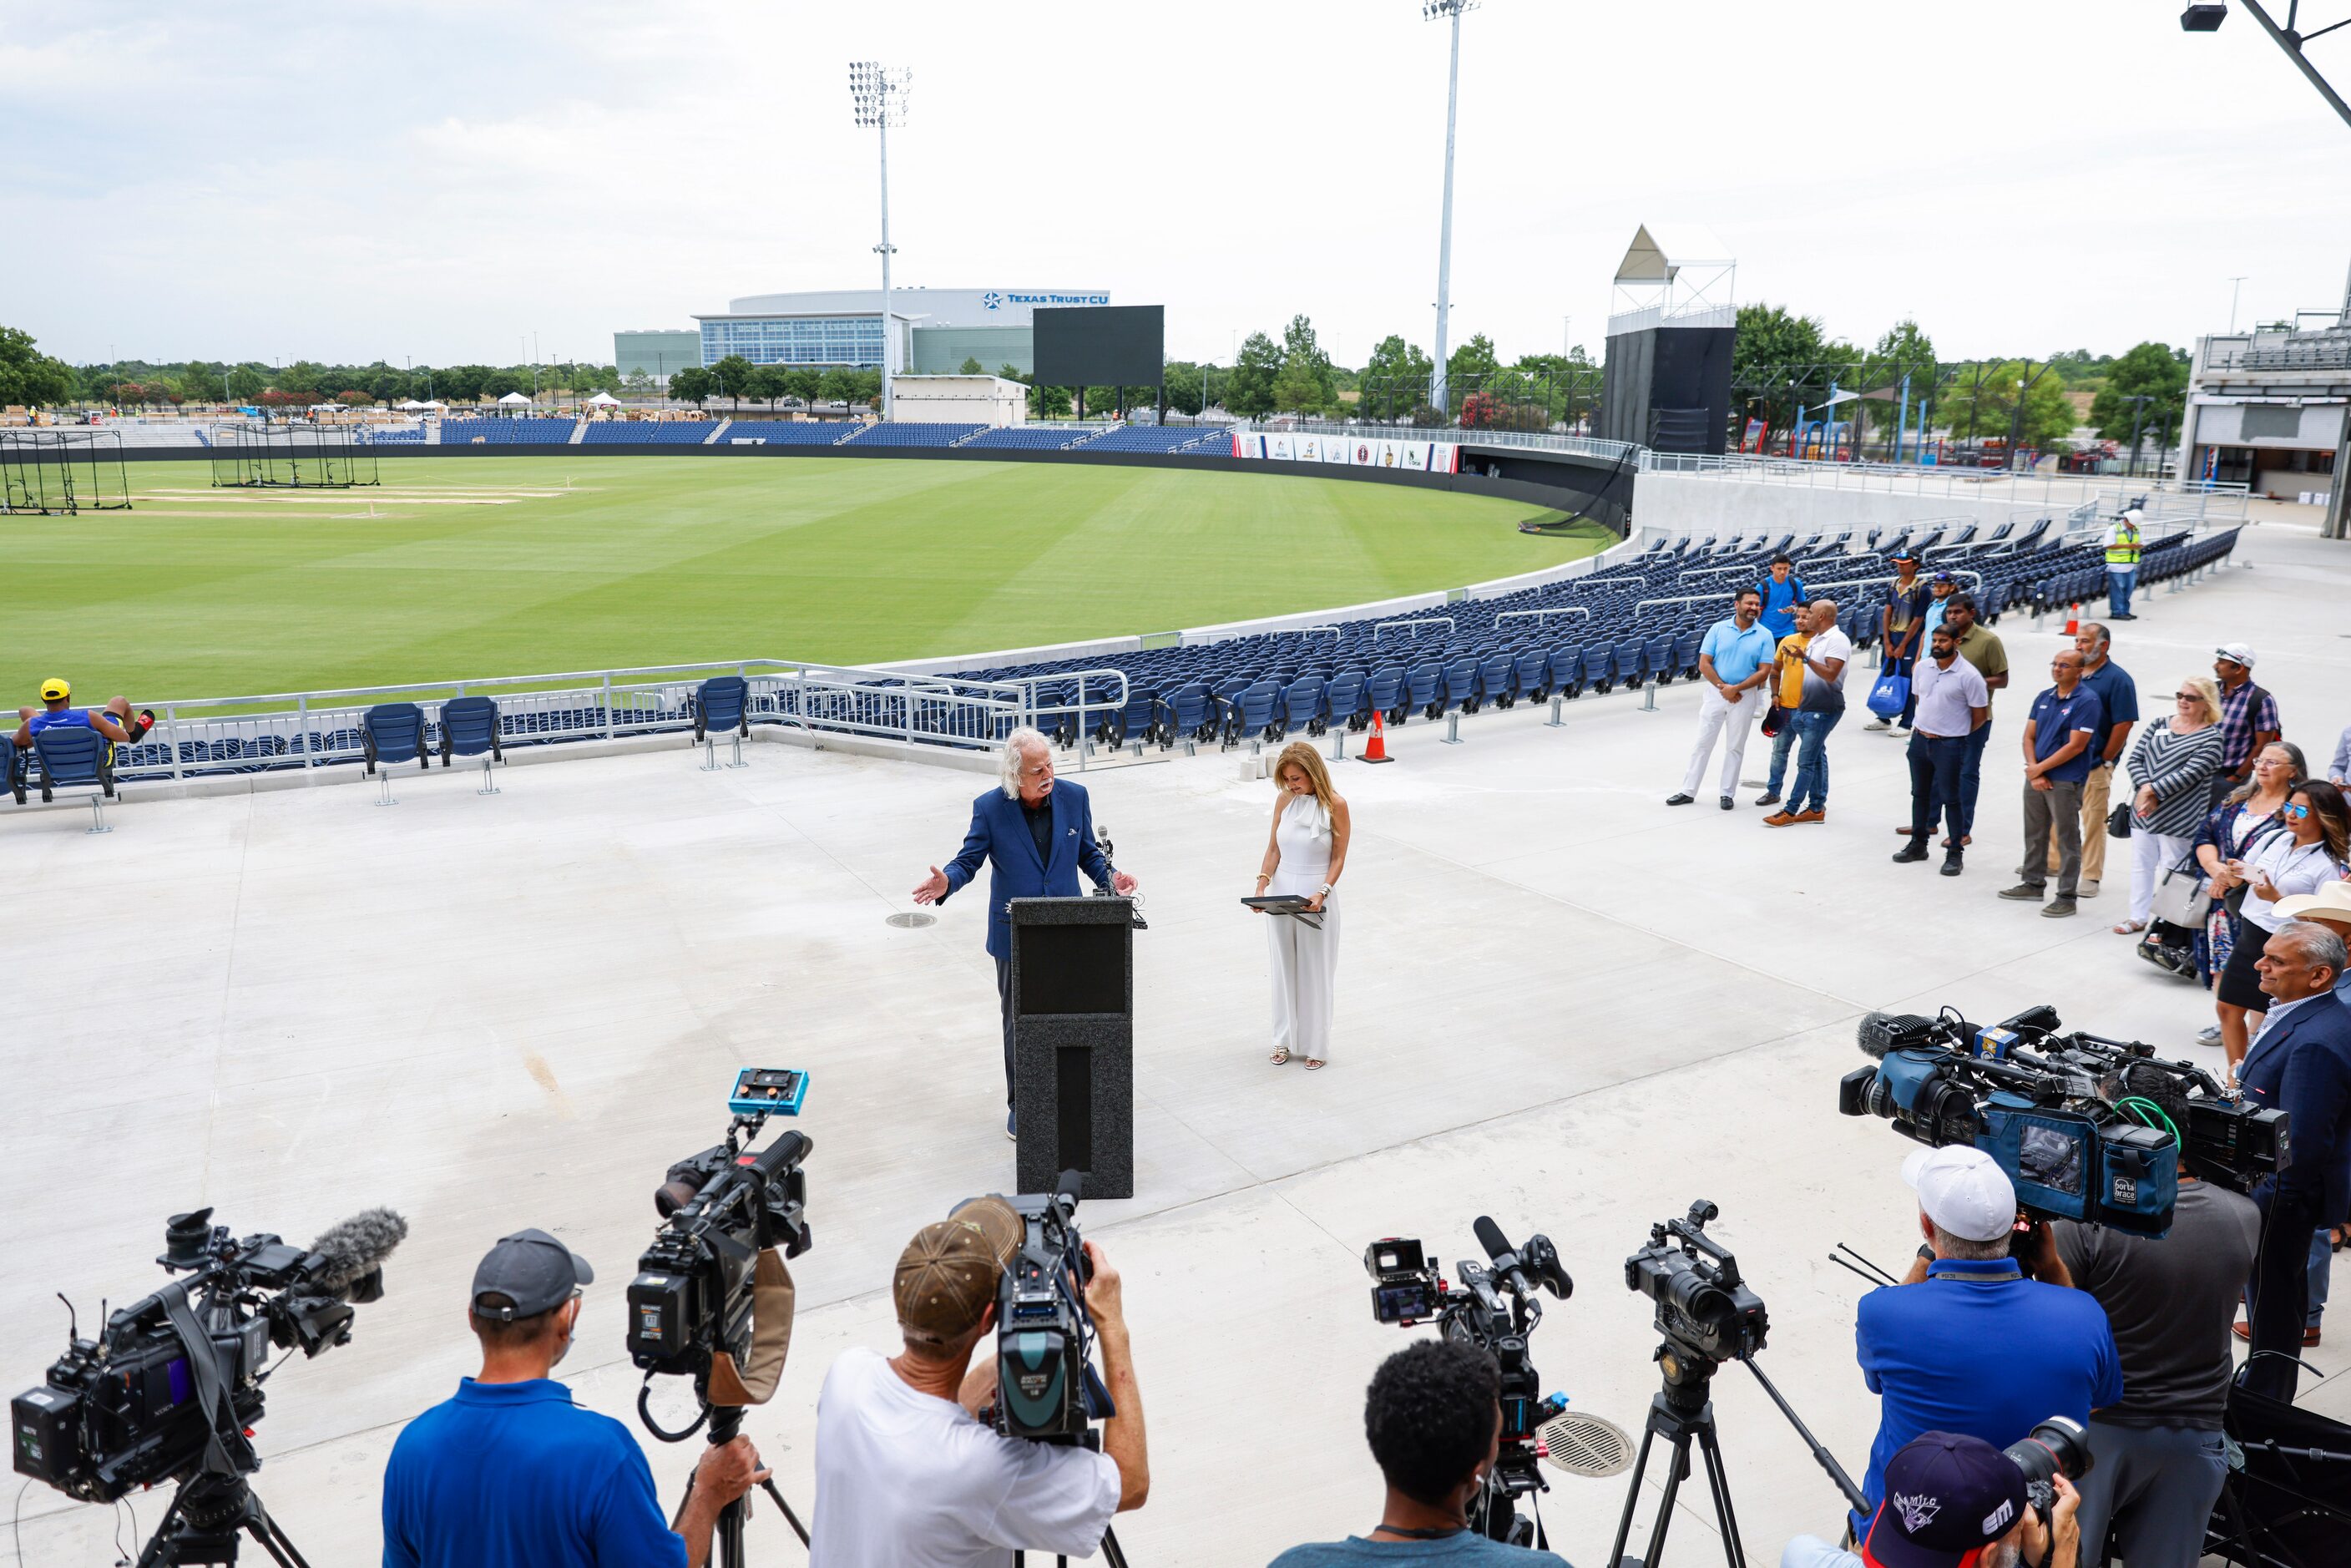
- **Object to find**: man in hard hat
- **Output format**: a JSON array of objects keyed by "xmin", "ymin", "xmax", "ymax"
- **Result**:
[
  {"xmin": 12, "ymin": 678, "xmax": 152, "ymax": 751},
  {"xmin": 2103, "ymin": 507, "xmax": 2144, "ymax": 620}
]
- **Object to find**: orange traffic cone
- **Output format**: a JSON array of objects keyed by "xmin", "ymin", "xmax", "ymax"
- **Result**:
[
  {"xmin": 2064, "ymin": 603, "xmax": 2081, "ymax": 636},
  {"xmin": 1362, "ymin": 708, "xmax": 1393, "ymax": 764}
]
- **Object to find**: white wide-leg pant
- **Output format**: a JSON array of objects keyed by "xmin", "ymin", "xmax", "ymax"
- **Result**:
[
  {"xmin": 1680, "ymin": 686, "xmax": 1762, "ymax": 799},
  {"xmin": 1268, "ymin": 896, "xmax": 1340, "ymax": 1061},
  {"xmin": 2130, "ymin": 828, "xmax": 2193, "ymax": 925}
]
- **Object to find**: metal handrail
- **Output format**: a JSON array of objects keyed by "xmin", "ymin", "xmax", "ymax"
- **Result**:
[
  {"xmin": 1636, "ymin": 593, "xmax": 1737, "ymax": 616},
  {"xmin": 1494, "ymin": 607, "xmax": 1591, "ymax": 627},
  {"xmin": 1300, "ymin": 625, "xmax": 1342, "ymax": 641},
  {"xmin": 1373, "ymin": 617, "xmax": 1455, "ymax": 644}
]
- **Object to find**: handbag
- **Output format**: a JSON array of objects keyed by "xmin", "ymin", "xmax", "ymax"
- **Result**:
[
  {"xmin": 1865, "ymin": 671, "xmax": 1910, "ymax": 720},
  {"xmin": 2151, "ymin": 858, "xmax": 2212, "ymax": 927},
  {"xmin": 2106, "ymin": 802, "xmax": 2134, "ymax": 839}
]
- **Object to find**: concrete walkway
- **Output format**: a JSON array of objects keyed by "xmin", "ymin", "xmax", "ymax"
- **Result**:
[{"xmin": 4, "ymin": 519, "xmax": 2347, "ymax": 1566}]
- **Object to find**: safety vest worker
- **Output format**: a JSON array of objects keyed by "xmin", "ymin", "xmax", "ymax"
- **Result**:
[{"xmin": 2104, "ymin": 511, "xmax": 2142, "ymax": 568}]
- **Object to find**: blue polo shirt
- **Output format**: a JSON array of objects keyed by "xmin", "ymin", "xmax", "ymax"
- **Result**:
[
  {"xmin": 1757, "ymin": 574, "xmax": 1807, "ymax": 639},
  {"xmin": 1852, "ymin": 1259, "xmax": 2121, "ymax": 1540},
  {"xmin": 2075, "ymin": 660, "xmax": 2138, "ymax": 764},
  {"xmin": 2026, "ymin": 685, "xmax": 2106, "ymax": 784},
  {"xmin": 1700, "ymin": 617, "xmax": 1777, "ymax": 687},
  {"xmin": 26, "ymin": 708, "xmax": 94, "ymax": 736},
  {"xmin": 382, "ymin": 1379, "xmax": 685, "ymax": 1568}
]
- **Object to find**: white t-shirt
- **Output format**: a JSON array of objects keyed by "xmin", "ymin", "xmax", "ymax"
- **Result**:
[{"xmin": 810, "ymin": 1347, "xmax": 1120, "ymax": 1568}]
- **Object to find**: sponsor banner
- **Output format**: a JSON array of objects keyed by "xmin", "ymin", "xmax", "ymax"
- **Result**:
[
  {"xmin": 1267, "ymin": 433, "xmax": 1296, "ymax": 461},
  {"xmin": 1230, "ymin": 433, "xmax": 1459, "ymax": 471},
  {"xmin": 1400, "ymin": 442, "xmax": 1428, "ymax": 472},
  {"xmin": 1297, "ymin": 434, "xmax": 1323, "ymax": 463}
]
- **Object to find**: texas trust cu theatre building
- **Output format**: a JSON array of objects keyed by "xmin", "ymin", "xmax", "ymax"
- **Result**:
[{"xmin": 619, "ymin": 288, "xmax": 1115, "ymax": 381}]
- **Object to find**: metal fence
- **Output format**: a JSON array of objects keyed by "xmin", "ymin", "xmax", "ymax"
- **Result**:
[{"xmin": 106, "ymin": 660, "xmax": 1130, "ymax": 786}]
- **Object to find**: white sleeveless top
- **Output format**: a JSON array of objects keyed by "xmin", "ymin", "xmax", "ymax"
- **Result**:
[{"xmin": 1270, "ymin": 794, "xmax": 1333, "ymax": 897}]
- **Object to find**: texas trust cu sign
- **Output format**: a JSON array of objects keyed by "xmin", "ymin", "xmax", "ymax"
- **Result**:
[{"xmin": 982, "ymin": 291, "xmax": 1112, "ymax": 310}]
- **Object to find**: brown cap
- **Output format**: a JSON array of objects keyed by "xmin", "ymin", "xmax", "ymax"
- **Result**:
[{"xmin": 894, "ymin": 1198, "xmax": 1022, "ymax": 1346}]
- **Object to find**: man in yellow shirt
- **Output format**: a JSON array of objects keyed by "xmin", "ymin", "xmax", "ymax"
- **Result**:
[{"xmin": 1754, "ymin": 619, "xmax": 1813, "ymax": 808}]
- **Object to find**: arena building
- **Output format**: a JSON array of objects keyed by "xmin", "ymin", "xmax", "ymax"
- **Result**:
[{"xmin": 684, "ymin": 286, "xmax": 1112, "ymax": 377}]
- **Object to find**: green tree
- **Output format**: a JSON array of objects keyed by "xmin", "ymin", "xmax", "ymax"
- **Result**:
[
  {"xmin": 2088, "ymin": 341, "xmax": 2190, "ymax": 454},
  {"xmin": 958, "ymin": 356, "xmax": 984, "ymax": 375},
  {"xmin": 746, "ymin": 365, "xmax": 786, "ymax": 412},
  {"xmin": 1359, "ymin": 334, "xmax": 1435, "ymax": 422},
  {"xmin": 1444, "ymin": 333, "xmax": 1499, "ymax": 405},
  {"xmin": 1279, "ymin": 314, "xmax": 1337, "ymax": 411},
  {"xmin": 1939, "ymin": 361, "xmax": 2075, "ymax": 454},
  {"xmin": 1271, "ymin": 356, "xmax": 1324, "ymax": 415},
  {"xmin": 782, "ymin": 367, "xmax": 821, "ymax": 407},
  {"xmin": 1161, "ymin": 362, "xmax": 1205, "ymax": 417},
  {"xmin": 0, "ymin": 326, "xmax": 78, "ymax": 407},
  {"xmin": 1225, "ymin": 331, "xmax": 1283, "ymax": 418},
  {"xmin": 1860, "ymin": 318, "xmax": 1937, "ymax": 453},
  {"xmin": 670, "ymin": 366, "xmax": 714, "ymax": 407},
  {"xmin": 710, "ymin": 355, "xmax": 756, "ymax": 413},
  {"xmin": 226, "ymin": 364, "xmax": 268, "ymax": 402}
]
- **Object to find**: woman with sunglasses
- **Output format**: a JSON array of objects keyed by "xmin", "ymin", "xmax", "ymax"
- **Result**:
[
  {"xmin": 2194, "ymin": 741, "xmax": 2304, "ymax": 1060},
  {"xmin": 2116, "ymin": 675, "xmax": 2226, "ymax": 935},
  {"xmin": 2214, "ymin": 776, "xmax": 2351, "ymax": 1079}
]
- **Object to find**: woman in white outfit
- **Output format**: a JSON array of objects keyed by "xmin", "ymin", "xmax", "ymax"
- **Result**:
[
  {"xmin": 2116, "ymin": 675, "xmax": 2225, "ymax": 934},
  {"xmin": 1256, "ymin": 741, "xmax": 1350, "ymax": 1070}
]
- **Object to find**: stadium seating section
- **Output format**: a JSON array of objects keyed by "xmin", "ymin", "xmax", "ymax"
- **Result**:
[
  {"xmin": 936, "ymin": 521, "xmax": 2242, "ymax": 753},
  {"xmin": 716, "ymin": 422, "xmax": 860, "ymax": 445},
  {"xmin": 579, "ymin": 422, "xmax": 720, "ymax": 446},
  {"xmin": 961, "ymin": 427, "xmax": 1100, "ymax": 450},
  {"xmin": 439, "ymin": 417, "xmax": 578, "ymax": 445},
  {"xmin": 842, "ymin": 422, "xmax": 986, "ymax": 448},
  {"xmin": 1081, "ymin": 426, "xmax": 1231, "ymax": 453}
]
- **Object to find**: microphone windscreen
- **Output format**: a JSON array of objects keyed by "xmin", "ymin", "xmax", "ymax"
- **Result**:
[
  {"xmin": 1472, "ymin": 1215, "xmax": 1514, "ymax": 1264},
  {"xmin": 307, "ymin": 1207, "xmax": 410, "ymax": 1293}
]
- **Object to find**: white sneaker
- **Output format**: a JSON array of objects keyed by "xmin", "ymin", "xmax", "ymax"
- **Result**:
[
  {"xmin": 1864, "ymin": 718, "xmax": 1891, "ymax": 731},
  {"xmin": 2197, "ymin": 1025, "xmax": 2222, "ymax": 1045},
  {"xmin": 2078, "ymin": 880, "xmax": 2100, "ymax": 898}
]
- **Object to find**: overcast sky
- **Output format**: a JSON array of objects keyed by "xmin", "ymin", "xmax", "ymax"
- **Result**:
[{"xmin": 5, "ymin": 3, "xmax": 2346, "ymax": 372}]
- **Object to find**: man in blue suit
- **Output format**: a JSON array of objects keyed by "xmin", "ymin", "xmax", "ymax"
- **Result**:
[
  {"xmin": 2237, "ymin": 921, "xmax": 2351, "ymax": 1399},
  {"xmin": 913, "ymin": 727, "xmax": 1138, "ymax": 1141}
]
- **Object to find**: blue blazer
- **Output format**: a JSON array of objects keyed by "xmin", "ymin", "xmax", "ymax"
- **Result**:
[
  {"xmin": 2240, "ymin": 992, "xmax": 2351, "ymax": 1225},
  {"xmin": 938, "ymin": 781, "xmax": 1112, "ymax": 961}
]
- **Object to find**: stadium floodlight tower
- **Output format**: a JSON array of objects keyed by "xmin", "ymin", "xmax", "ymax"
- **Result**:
[
  {"xmin": 1423, "ymin": 1, "xmax": 1477, "ymax": 422},
  {"xmin": 849, "ymin": 60, "xmax": 913, "ymax": 421}
]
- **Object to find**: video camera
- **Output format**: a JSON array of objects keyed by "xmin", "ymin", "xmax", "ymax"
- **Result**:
[
  {"xmin": 1365, "ymin": 1217, "xmax": 1573, "ymax": 1545},
  {"xmin": 12, "ymin": 1206, "xmax": 407, "ymax": 1503},
  {"xmin": 1624, "ymin": 1201, "xmax": 1767, "ymax": 1365},
  {"xmin": 1838, "ymin": 1006, "xmax": 2187, "ymax": 1236},
  {"xmin": 629, "ymin": 1068, "xmax": 811, "ymax": 1420},
  {"xmin": 973, "ymin": 1172, "xmax": 1116, "ymax": 1443}
]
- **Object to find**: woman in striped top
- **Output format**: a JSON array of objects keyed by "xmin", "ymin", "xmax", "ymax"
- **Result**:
[{"xmin": 2116, "ymin": 675, "xmax": 2226, "ymax": 934}]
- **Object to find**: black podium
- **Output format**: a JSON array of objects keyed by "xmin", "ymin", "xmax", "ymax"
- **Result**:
[{"xmin": 1008, "ymin": 896, "xmax": 1134, "ymax": 1198}]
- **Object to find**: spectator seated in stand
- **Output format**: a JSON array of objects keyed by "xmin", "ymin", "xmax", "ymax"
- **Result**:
[{"xmin": 13, "ymin": 676, "xmax": 152, "ymax": 755}]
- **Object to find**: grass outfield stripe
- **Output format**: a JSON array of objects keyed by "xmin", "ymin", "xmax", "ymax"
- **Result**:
[{"xmin": 4, "ymin": 456, "xmax": 1608, "ymax": 698}]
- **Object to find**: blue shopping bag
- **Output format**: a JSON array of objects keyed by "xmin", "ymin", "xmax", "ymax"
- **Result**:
[{"xmin": 1865, "ymin": 671, "xmax": 1910, "ymax": 719}]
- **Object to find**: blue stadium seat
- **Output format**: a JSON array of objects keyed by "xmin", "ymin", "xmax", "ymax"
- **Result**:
[
  {"xmin": 437, "ymin": 695, "xmax": 503, "ymax": 795},
  {"xmin": 1157, "ymin": 685, "xmax": 1213, "ymax": 750},
  {"xmin": 842, "ymin": 422, "xmax": 986, "ymax": 448},
  {"xmin": 361, "ymin": 702, "xmax": 428, "ymax": 806},
  {"xmin": 1327, "ymin": 669, "xmax": 1369, "ymax": 731},
  {"xmin": 1081, "ymin": 426, "xmax": 1221, "ymax": 453},
  {"xmin": 439, "ymin": 417, "xmax": 578, "ymax": 446},
  {"xmin": 1405, "ymin": 661, "xmax": 1443, "ymax": 720},
  {"xmin": 1477, "ymin": 653, "xmax": 1517, "ymax": 709},
  {"xmin": 1582, "ymin": 646, "xmax": 1616, "ymax": 694},
  {"xmin": 579, "ymin": 422, "xmax": 720, "ymax": 446},
  {"xmin": 1514, "ymin": 648, "xmax": 1551, "ymax": 703},
  {"xmin": 1549, "ymin": 645, "xmax": 1586, "ymax": 698},
  {"xmin": 695, "ymin": 676, "xmax": 751, "ymax": 771},
  {"xmin": 1229, "ymin": 684, "xmax": 1280, "ymax": 748},
  {"xmin": 717, "ymin": 422, "xmax": 860, "ymax": 446},
  {"xmin": 26, "ymin": 725, "xmax": 119, "ymax": 831},
  {"xmin": 1280, "ymin": 675, "xmax": 1327, "ymax": 737},
  {"xmin": 1367, "ymin": 666, "xmax": 1407, "ymax": 726},
  {"xmin": 962, "ymin": 427, "xmax": 1095, "ymax": 450}
]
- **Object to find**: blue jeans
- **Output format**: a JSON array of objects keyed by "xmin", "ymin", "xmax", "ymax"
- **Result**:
[
  {"xmin": 1766, "ymin": 723, "xmax": 1797, "ymax": 794},
  {"xmin": 2312, "ymin": 1227, "xmax": 2334, "ymax": 1329},
  {"xmin": 1907, "ymin": 732, "xmax": 1967, "ymax": 842},
  {"xmin": 1787, "ymin": 711, "xmax": 1841, "ymax": 813},
  {"xmin": 2108, "ymin": 567, "xmax": 2136, "ymax": 616},
  {"xmin": 1959, "ymin": 719, "xmax": 1995, "ymax": 836}
]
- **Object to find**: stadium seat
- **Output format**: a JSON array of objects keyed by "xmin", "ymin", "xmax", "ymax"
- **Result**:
[
  {"xmin": 694, "ymin": 676, "xmax": 751, "ymax": 771},
  {"xmin": 437, "ymin": 695, "xmax": 504, "ymax": 795},
  {"xmin": 361, "ymin": 702, "xmax": 429, "ymax": 806},
  {"xmin": 1514, "ymin": 648, "xmax": 1551, "ymax": 704},
  {"xmin": 1478, "ymin": 653, "xmax": 1517, "ymax": 710},
  {"xmin": 1157, "ymin": 685, "xmax": 1213, "ymax": 751},
  {"xmin": 579, "ymin": 422, "xmax": 720, "ymax": 446},
  {"xmin": 1280, "ymin": 675, "xmax": 1327, "ymax": 737},
  {"xmin": 1366, "ymin": 666, "xmax": 1407, "ymax": 726},
  {"xmin": 25, "ymin": 726, "xmax": 119, "ymax": 831},
  {"xmin": 1326, "ymin": 669, "xmax": 1369, "ymax": 731},
  {"xmin": 1405, "ymin": 661, "xmax": 1443, "ymax": 721},
  {"xmin": 1227, "ymin": 684, "xmax": 1281, "ymax": 749}
]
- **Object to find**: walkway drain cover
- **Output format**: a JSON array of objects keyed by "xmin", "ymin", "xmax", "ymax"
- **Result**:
[{"xmin": 886, "ymin": 913, "xmax": 938, "ymax": 929}]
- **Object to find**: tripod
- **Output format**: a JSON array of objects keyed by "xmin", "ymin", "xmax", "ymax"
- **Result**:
[
  {"xmin": 677, "ymin": 1404, "xmax": 811, "ymax": 1566},
  {"xmin": 1607, "ymin": 1343, "xmax": 1868, "ymax": 1568},
  {"xmin": 134, "ymin": 1474, "xmax": 313, "ymax": 1568}
]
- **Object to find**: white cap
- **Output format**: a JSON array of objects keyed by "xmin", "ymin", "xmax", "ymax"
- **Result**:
[{"xmin": 1903, "ymin": 1146, "xmax": 2017, "ymax": 1243}]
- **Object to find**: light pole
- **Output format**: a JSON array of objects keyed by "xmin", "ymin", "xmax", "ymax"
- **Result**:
[
  {"xmin": 1424, "ymin": 1, "xmax": 1477, "ymax": 420},
  {"xmin": 850, "ymin": 61, "xmax": 913, "ymax": 421},
  {"xmin": 2227, "ymin": 275, "xmax": 2248, "ymax": 331}
]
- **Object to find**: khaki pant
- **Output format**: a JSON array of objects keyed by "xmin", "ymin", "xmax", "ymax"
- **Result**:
[{"xmin": 2050, "ymin": 761, "xmax": 2112, "ymax": 884}]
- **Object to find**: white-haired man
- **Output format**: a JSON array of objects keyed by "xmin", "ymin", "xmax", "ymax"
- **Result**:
[{"xmin": 913, "ymin": 728, "xmax": 1138, "ymax": 1140}]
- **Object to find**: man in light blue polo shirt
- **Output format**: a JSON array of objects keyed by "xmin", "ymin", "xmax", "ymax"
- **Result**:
[{"xmin": 1668, "ymin": 587, "xmax": 1778, "ymax": 811}]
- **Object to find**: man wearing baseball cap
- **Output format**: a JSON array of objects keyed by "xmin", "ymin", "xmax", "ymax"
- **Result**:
[
  {"xmin": 1781, "ymin": 1431, "xmax": 2080, "ymax": 1568},
  {"xmin": 11, "ymin": 677, "xmax": 151, "ymax": 752},
  {"xmin": 2209, "ymin": 644, "xmax": 2280, "ymax": 808},
  {"xmin": 382, "ymin": 1229, "xmax": 768, "ymax": 1567},
  {"xmin": 808, "ymin": 1200, "xmax": 1149, "ymax": 1565},
  {"xmin": 1849, "ymin": 1148, "xmax": 2120, "ymax": 1544}
]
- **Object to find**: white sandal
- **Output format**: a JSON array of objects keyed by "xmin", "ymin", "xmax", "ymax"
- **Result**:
[
  {"xmin": 1270, "ymin": 1049, "xmax": 1292, "ymax": 1065},
  {"xmin": 2113, "ymin": 919, "xmax": 2147, "ymax": 935}
]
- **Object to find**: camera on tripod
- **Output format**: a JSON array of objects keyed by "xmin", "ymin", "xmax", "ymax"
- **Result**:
[
  {"xmin": 1363, "ymin": 1217, "xmax": 1573, "ymax": 1545},
  {"xmin": 1838, "ymin": 1006, "xmax": 2189, "ymax": 1236},
  {"xmin": 12, "ymin": 1206, "xmax": 406, "ymax": 1505},
  {"xmin": 972, "ymin": 1172, "xmax": 1115, "ymax": 1442},
  {"xmin": 1625, "ymin": 1201, "xmax": 1767, "ymax": 1364},
  {"xmin": 628, "ymin": 1068, "xmax": 812, "ymax": 1409}
]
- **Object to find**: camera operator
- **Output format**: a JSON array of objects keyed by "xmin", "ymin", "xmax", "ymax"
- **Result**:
[
  {"xmin": 1783, "ymin": 1432, "xmax": 2079, "ymax": 1568},
  {"xmin": 1852, "ymin": 1148, "xmax": 2120, "ymax": 1542},
  {"xmin": 1272, "ymin": 1339, "xmax": 1568, "ymax": 1566},
  {"xmin": 808, "ymin": 1206, "xmax": 1147, "ymax": 1565},
  {"xmin": 382, "ymin": 1229, "xmax": 769, "ymax": 1568},
  {"xmin": 2033, "ymin": 1158, "xmax": 2259, "ymax": 1565}
]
